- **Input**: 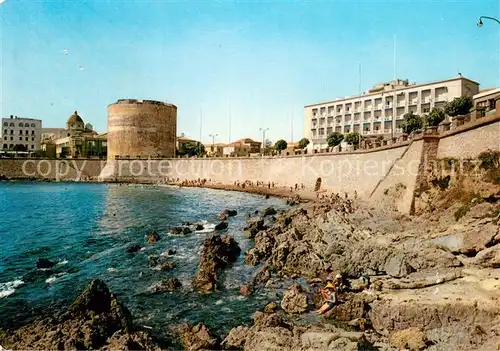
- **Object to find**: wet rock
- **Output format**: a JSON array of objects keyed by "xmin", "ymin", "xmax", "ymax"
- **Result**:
[
  {"xmin": 176, "ymin": 323, "xmax": 220, "ymax": 351},
  {"xmin": 223, "ymin": 209, "xmax": 238, "ymax": 217},
  {"xmin": 262, "ymin": 207, "xmax": 277, "ymax": 217},
  {"xmin": 214, "ymin": 221, "xmax": 228, "ymax": 231},
  {"xmin": 170, "ymin": 227, "xmax": 192, "ymax": 235},
  {"xmin": 195, "ymin": 224, "xmax": 204, "ymax": 231},
  {"xmin": 389, "ymin": 327, "xmax": 428, "ymax": 351},
  {"xmin": 280, "ymin": 283, "xmax": 309, "ymax": 313},
  {"xmin": 221, "ymin": 326, "xmax": 249, "ymax": 350},
  {"xmin": 192, "ymin": 235, "xmax": 241, "ymax": 291},
  {"xmin": 0, "ymin": 279, "xmax": 139, "ymax": 350},
  {"xmin": 239, "ymin": 284, "xmax": 253, "ymax": 295},
  {"xmin": 125, "ymin": 244, "xmax": 141, "ymax": 254},
  {"xmin": 148, "ymin": 255, "xmax": 175, "ymax": 271},
  {"xmin": 168, "ymin": 249, "xmax": 177, "ymax": 255},
  {"xmin": 148, "ymin": 278, "xmax": 182, "ymax": 293},
  {"xmin": 264, "ymin": 302, "xmax": 278, "ymax": 313},
  {"xmin": 36, "ymin": 258, "xmax": 56, "ymax": 269},
  {"xmin": 251, "ymin": 267, "xmax": 271, "ymax": 286},
  {"xmin": 244, "ymin": 218, "xmax": 266, "ymax": 238},
  {"xmin": 218, "ymin": 213, "xmax": 228, "ymax": 221},
  {"xmin": 145, "ymin": 230, "xmax": 161, "ymax": 243}
]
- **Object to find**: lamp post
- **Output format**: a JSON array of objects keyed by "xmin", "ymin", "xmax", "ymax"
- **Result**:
[
  {"xmin": 259, "ymin": 128, "xmax": 269, "ymax": 156},
  {"xmin": 209, "ymin": 133, "xmax": 218, "ymax": 156},
  {"xmin": 477, "ymin": 16, "xmax": 500, "ymax": 27}
]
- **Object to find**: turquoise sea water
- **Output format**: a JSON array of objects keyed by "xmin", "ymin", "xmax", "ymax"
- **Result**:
[{"xmin": 0, "ymin": 182, "xmax": 286, "ymax": 338}]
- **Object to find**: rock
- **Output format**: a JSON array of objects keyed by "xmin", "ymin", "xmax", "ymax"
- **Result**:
[
  {"xmin": 215, "ymin": 221, "xmax": 228, "ymax": 231},
  {"xmin": 280, "ymin": 283, "xmax": 309, "ymax": 314},
  {"xmin": 148, "ymin": 255, "xmax": 176, "ymax": 271},
  {"xmin": 389, "ymin": 327, "xmax": 428, "ymax": 351},
  {"xmin": 145, "ymin": 230, "xmax": 161, "ymax": 243},
  {"xmin": 431, "ymin": 223, "xmax": 499, "ymax": 256},
  {"xmin": 218, "ymin": 213, "xmax": 228, "ymax": 221},
  {"xmin": 325, "ymin": 293, "xmax": 373, "ymax": 322},
  {"xmin": 36, "ymin": 258, "xmax": 56, "ymax": 269},
  {"xmin": 104, "ymin": 330, "xmax": 161, "ymax": 351},
  {"xmin": 125, "ymin": 244, "xmax": 141, "ymax": 254},
  {"xmin": 264, "ymin": 302, "xmax": 278, "ymax": 313},
  {"xmin": 176, "ymin": 323, "xmax": 220, "ymax": 351},
  {"xmin": 474, "ymin": 244, "xmax": 500, "ymax": 268},
  {"xmin": 192, "ymin": 235, "xmax": 241, "ymax": 291},
  {"xmin": 251, "ymin": 267, "xmax": 271, "ymax": 286},
  {"xmin": 300, "ymin": 331, "xmax": 338, "ymax": 349},
  {"xmin": 0, "ymin": 279, "xmax": 138, "ymax": 350},
  {"xmin": 244, "ymin": 219, "xmax": 266, "ymax": 238},
  {"xmin": 244, "ymin": 327, "xmax": 295, "ymax": 350},
  {"xmin": 262, "ymin": 207, "xmax": 277, "ymax": 216},
  {"xmin": 240, "ymin": 284, "xmax": 253, "ymax": 295},
  {"xmin": 195, "ymin": 224, "xmax": 204, "ymax": 231},
  {"xmin": 223, "ymin": 209, "xmax": 237, "ymax": 217},
  {"xmin": 170, "ymin": 227, "xmax": 192, "ymax": 235},
  {"xmin": 252, "ymin": 311, "xmax": 291, "ymax": 329},
  {"xmin": 384, "ymin": 253, "xmax": 414, "ymax": 278},
  {"xmin": 148, "ymin": 278, "xmax": 182, "ymax": 293},
  {"xmin": 221, "ymin": 326, "xmax": 249, "ymax": 350},
  {"xmin": 168, "ymin": 249, "xmax": 177, "ymax": 255}
]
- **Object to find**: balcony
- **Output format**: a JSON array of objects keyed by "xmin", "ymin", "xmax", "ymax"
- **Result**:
[
  {"xmin": 384, "ymin": 117, "xmax": 392, "ymax": 121},
  {"xmin": 396, "ymin": 128, "xmax": 403, "ymax": 133}
]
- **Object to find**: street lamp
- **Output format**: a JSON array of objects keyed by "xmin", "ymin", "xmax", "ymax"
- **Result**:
[
  {"xmin": 259, "ymin": 128, "xmax": 269, "ymax": 156},
  {"xmin": 477, "ymin": 16, "xmax": 500, "ymax": 27},
  {"xmin": 209, "ymin": 133, "xmax": 218, "ymax": 156}
]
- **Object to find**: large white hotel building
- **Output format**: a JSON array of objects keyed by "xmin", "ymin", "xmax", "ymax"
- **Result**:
[
  {"xmin": 2, "ymin": 115, "xmax": 43, "ymax": 152},
  {"xmin": 304, "ymin": 75, "xmax": 479, "ymax": 150}
]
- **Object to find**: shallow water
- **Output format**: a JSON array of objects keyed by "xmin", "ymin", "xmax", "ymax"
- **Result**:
[{"xmin": 0, "ymin": 182, "xmax": 287, "ymax": 337}]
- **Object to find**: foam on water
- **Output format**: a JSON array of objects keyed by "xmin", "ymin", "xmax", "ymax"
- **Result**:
[
  {"xmin": 56, "ymin": 260, "xmax": 68, "ymax": 266},
  {"xmin": 0, "ymin": 280, "xmax": 24, "ymax": 299}
]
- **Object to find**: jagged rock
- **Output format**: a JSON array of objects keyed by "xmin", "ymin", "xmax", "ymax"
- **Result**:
[
  {"xmin": 223, "ymin": 209, "xmax": 238, "ymax": 217},
  {"xmin": 218, "ymin": 213, "xmax": 228, "ymax": 221},
  {"xmin": 170, "ymin": 227, "xmax": 192, "ymax": 235},
  {"xmin": 148, "ymin": 255, "xmax": 175, "ymax": 271},
  {"xmin": 192, "ymin": 235, "xmax": 241, "ymax": 291},
  {"xmin": 0, "ymin": 280, "xmax": 139, "ymax": 350},
  {"xmin": 126, "ymin": 244, "xmax": 141, "ymax": 254},
  {"xmin": 325, "ymin": 293, "xmax": 373, "ymax": 322},
  {"xmin": 431, "ymin": 223, "xmax": 499, "ymax": 256},
  {"xmin": 36, "ymin": 258, "xmax": 56, "ymax": 269},
  {"xmin": 168, "ymin": 249, "xmax": 177, "ymax": 255},
  {"xmin": 221, "ymin": 326, "xmax": 249, "ymax": 350},
  {"xmin": 244, "ymin": 327, "xmax": 295, "ymax": 350},
  {"xmin": 244, "ymin": 219, "xmax": 266, "ymax": 238},
  {"xmin": 215, "ymin": 221, "xmax": 228, "ymax": 231},
  {"xmin": 252, "ymin": 311, "xmax": 291, "ymax": 329},
  {"xmin": 145, "ymin": 230, "xmax": 161, "ymax": 243},
  {"xmin": 195, "ymin": 224, "xmax": 204, "ymax": 231},
  {"xmin": 176, "ymin": 323, "xmax": 220, "ymax": 351},
  {"xmin": 104, "ymin": 330, "xmax": 161, "ymax": 351},
  {"xmin": 474, "ymin": 244, "xmax": 500, "ymax": 268},
  {"xmin": 389, "ymin": 327, "xmax": 428, "ymax": 351},
  {"xmin": 264, "ymin": 302, "xmax": 278, "ymax": 313},
  {"xmin": 384, "ymin": 253, "xmax": 414, "ymax": 278},
  {"xmin": 148, "ymin": 278, "xmax": 182, "ymax": 293},
  {"xmin": 262, "ymin": 207, "xmax": 277, "ymax": 217},
  {"xmin": 280, "ymin": 284, "xmax": 309, "ymax": 313}
]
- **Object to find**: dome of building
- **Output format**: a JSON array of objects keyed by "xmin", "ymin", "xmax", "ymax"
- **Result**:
[{"xmin": 66, "ymin": 111, "xmax": 85, "ymax": 130}]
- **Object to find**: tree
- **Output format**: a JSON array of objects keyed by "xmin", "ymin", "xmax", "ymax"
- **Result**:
[
  {"xmin": 444, "ymin": 96, "xmax": 473, "ymax": 117},
  {"xmin": 425, "ymin": 107, "xmax": 446, "ymax": 127},
  {"xmin": 327, "ymin": 132, "xmax": 344, "ymax": 148},
  {"xmin": 344, "ymin": 132, "xmax": 361, "ymax": 145},
  {"xmin": 298, "ymin": 138, "xmax": 310, "ymax": 149},
  {"xmin": 178, "ymin": 141, "xmax": 205, "ymax": 157},
  {"xmin": 274, "ymin": 139, "xmax": 288, "ymax": 154},
  {"xmin": 402, "ymin": 111, "xmax": 423, "ymax": 134}
]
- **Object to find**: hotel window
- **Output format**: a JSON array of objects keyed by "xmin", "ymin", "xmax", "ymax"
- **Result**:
[
  {"xmin": 9, "ymin": 123, "xmax": 14, "ymax": 127},
  {"xmin": 2, "ymin": 144, "xmax": 6, "ymax": 149},
  {"xmin": 31, "ymin": 145, "xmax": 34, "ymax": 149},
  {"xmin": 32, "ymin": 130, "xmax": 35, "ymax": 135},
  {"xmin": 19, "ymin": 137, "xmax": 22, "ymax": 141},
  {"xmin": 10, "ymin": 130, "xmax": 13, "ymax": 134},
  {"xmin": 19, "ymin": 130, "xmax": 22, "ymax": 135},
  {"xmin": 31, "ymin": 123, "xmax": 36, "ymax": 127},
  {"xmin": 32, "ymin": 137, "xmax": 35, "ymax": 141},
  {"xmin": 10, "ymin": 137, "xmax": 13, "ymax": 140},
  {"xmin": 3, "ymin": 136, "xmax": 6, "ymax": 140},
  {"xmin": 3, "ymin": 122, "xmax": 7, "ymax": 126},
  {"xmin": 25, "ymin": 137, "xmax": 28, "ymax": 141},
  {"xmin": 19, "ymin": 123, "xmax": 23, "ymax": 127}
]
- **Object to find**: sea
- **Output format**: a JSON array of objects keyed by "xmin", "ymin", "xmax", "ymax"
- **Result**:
[{"xmin": 0, "ymin": 182, "xmax": 288, "ymax": 339}]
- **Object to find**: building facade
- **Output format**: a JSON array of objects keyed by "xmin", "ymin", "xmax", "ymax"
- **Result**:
[
  {"xmin": 223, "ymin": 138, "xmax": 262, "ymax": 157},
  {"xmin": 107, "ymin": 99, "xmax": 177, "ymax": 159},
  {"xmin": 304, "ymin": 75, "xmax": 480, "ymax": 150},
  {"xmin": 1, "ymin": 115, "xmax": 42, "ymax": 153}
]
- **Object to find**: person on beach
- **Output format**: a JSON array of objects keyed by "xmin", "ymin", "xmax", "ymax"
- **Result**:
[{"xmin": 316, "ymin": 282, "xmax": 337, "ymax": 314}]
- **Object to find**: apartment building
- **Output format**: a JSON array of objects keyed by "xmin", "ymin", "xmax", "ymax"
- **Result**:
[
  {"xmin": 1, "ymin": 115, "xmax": 43, "ymax": 152},
  {"xmin": 304, "ymin": 75, "xmax": 479, "ymax": 150}
]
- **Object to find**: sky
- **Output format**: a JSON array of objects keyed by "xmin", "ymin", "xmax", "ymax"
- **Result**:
[{"xmin": 0, "ymin": 0, "xmax": 499, "ymax": 144}]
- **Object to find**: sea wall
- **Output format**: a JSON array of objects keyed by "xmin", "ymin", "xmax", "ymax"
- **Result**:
[
  {"xmin": 99, "ymin": 144, "xmax": 408, "ymax": 197},
  {"xmin": 0, "ymin": 159, "xmax": 105, "ymax": 181}
]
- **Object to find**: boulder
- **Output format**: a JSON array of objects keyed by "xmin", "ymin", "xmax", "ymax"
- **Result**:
[
  {"xmin": 195, "ymin": 224, "xmax": 204, "ymax": 231},
  {"xmin": 176, "ymin": 323, "xmax": 220, "ymax": 351},
  {"xmin": 221, "ymin": 326, "xmax": 249, "ymax": 350},
  {"xmin": 192, "ymin": 235, "xmax": 241, "ymax": 291},
  {"xmin": 474, "ymin": 244, "xmax": 500, "ymax": 268},
  {"xmin": 251, "ymin": 311, "xmax": 291, "ymax": 330},
  {"xmin": 262, "ymin": 207, "xmax": 277, "ymax": 217},
  {"xmin": 170, "ymin": 227, "xmax": 192, "ymax": 235},
  {"xmin": 280, "ymin": 283, "xmax": 309, "ymax": 314},
  {"xmin": 389, "ymin": 327, "xmax": 428, "ymax": 351},
  {"xmin": 325, "ymin": 293, "xmax": 373, "ymax": 322},
  {"xmin": 264, "ymin": 302, "xmax": 278, "ymax": 314},
  {"xmin": 36, "ymin": 258, "xmax": 56, "ymax": 269},
  {"xmin": 223, "ymin": 209, "xmax": 238, "ymax": 217},
  {"xmin": 125, "ymin": 244, "xmax": 141, "ymax": 254},
  {"xmin": 244, "ymin": 219, "xmax": 267, "ymax": 238},
  {"xmin": 103, "ymin": 330, "xmax": 161, "ymax": 351},
  {"xmin": 145, "ymin": 230, "xmax": 161, "ymax": 243},
  {"xmin": 215, "ymin": 221, "xmax": 228, "ymax": 231},
  {"xmin": 431, "ymin": 223, "xmax": 499, "ymax": 256},
  {"xmin": 384, "ymin": 253, "xmax": 414, "ymax": 278},
  {"xmin": 148, "ymin": 278, "xmax": 182, "ymax": 293},
  {"xmin": 148, "ymin": 255, "xmax": 176, "ymax": 271},
  {"xmin": 218, "ymin": 213, "xmax": 228, "ymax": 221}
]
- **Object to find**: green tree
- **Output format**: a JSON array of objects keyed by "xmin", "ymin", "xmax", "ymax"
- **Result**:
[
  {"xmin": 425, "ymin": 107, "xmax": 446, "ymax": 127},
  {"xmin": 298, "ymin": 138, "xmax": 310, "ymax": 149},
  {"xmin": 402, "ymin": 111, "xmax": 423, "ymax": 134},
  {"xmin": 178, "ymin": 141, "xmax": 205, "ymax": 157},
  {"xmin": 344, "ymin": 132, "xmax": 361, "ymax": 145},
  {"xmin": 444, "ymin": 96, "xmax": 473, "ymax": 117},
  {"xmin": 327, "ymin": 132, "xmax": 344, "ymax": 148},
  {"xmin": 274, "ymin": 139, "xmax": 288, "ymax": 154}
]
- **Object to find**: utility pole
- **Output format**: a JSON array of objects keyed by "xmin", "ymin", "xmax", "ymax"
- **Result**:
[
  {"xmin": 259, "ymin": 127, "xmax": 269, "ymax": 156},
  {"xmin": 209, "ymin": 133, "xmax": 218, "ymax": 157}
]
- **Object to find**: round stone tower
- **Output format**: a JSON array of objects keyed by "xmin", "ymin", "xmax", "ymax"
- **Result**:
[{"xmin": 107, "ymin": 99, "xmax": 177, "ymax": 160}]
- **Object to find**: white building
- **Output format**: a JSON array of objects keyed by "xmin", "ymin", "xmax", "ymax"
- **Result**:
[
  {"xmin": 2, "ymin": 115, "xmax": 43, "ymax": 152},
  {"xmin": 304, "ymin": 75, "xmax": 480, "ymax": 150}
]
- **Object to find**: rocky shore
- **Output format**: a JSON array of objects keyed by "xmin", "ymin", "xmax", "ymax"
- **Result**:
[{"xmin": 1, "ymin": 167, "xmax": 499, "ymax": 350}]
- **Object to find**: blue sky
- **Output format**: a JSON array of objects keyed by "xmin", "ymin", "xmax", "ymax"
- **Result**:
[{"xmin": 1, "ymin": 0, "xmax": 498, "ymax": 143}]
